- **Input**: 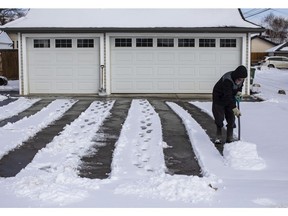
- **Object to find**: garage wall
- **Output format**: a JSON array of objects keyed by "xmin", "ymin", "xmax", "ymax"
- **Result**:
[{"xmin": 108, "ymin": 33, "xmax": 243, "ymax": 94}]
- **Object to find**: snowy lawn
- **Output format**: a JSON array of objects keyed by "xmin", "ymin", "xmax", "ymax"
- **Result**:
[{"xmin": 0, "ymin": 68, "xmax": 288, "ymax": 211}]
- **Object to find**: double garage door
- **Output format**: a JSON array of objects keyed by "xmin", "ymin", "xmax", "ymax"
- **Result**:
[
  {"xmin": 27, "ymin": 37, "xmax": 100, "ymax": 94},
  {"xmin": 26, "ymin": 35, "xmax": 241, "ymax": 94},
  {"xmin": 111, "ymin": 36, "xmax": 241, "ymax": 93}
]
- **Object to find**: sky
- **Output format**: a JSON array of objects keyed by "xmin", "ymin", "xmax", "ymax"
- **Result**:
[
  {"xmin": 2, "ymin": 0, "xmax": 288, "ymax": 9},
  {"xmin": 241, "ymin": 8, "xmax": 288, "ymax": 25}
]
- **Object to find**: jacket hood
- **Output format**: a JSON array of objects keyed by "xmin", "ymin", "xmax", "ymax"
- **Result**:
[{"xmin": 231, "ymin": 65, "xmax": 248, "ymax": 81}]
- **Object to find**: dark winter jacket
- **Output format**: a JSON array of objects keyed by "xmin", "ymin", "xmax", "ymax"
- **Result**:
[{"xmin": 212, "ymin": 65, "xmax": 247, "ymax": 109}]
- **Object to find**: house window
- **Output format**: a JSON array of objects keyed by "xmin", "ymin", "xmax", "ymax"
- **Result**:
[
  {"xmin": 77, "ymin": 39, "xmax": 94, "ymax": 48},
  {"xmin": 199, "ymin": 39, "xmax": 216, "ymax": 47},
  {"xmin": 157, "ymin": 38, "xmax": 174, "ymax": 47},
  {"xmin": 136, "ymin": 38, "xmax": 153, "ymax": 47},
  {"xmin": 115, "ymin": 38, "xmax": 132, "ymax": 47},
  {"xmin": 220, "ymin": 39, "xmax": 237, "ymax": 47},
  {"xmin": 178, "ymin": 39, "xmax": 195, "ymax": 47},
  {"xmin": 55, "ymin": 39, "xmax": 72, "ymax": 48},
  {"xmin": 33, "ymin": 39, "xmax": 50, "ymax": 48}
]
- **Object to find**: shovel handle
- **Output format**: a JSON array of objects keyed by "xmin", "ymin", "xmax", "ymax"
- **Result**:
[{"xmin": 236, "ymin": 100, "xmax": 241, "ymax": 140}]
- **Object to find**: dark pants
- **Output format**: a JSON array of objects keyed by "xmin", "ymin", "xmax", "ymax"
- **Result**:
[{"xmin": 212, "ymin": 103, "xmax": 235, "ymax": 129}]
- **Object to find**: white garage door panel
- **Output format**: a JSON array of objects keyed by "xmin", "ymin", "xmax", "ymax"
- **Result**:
[
  {"xmin": 136, "ymin": 81, "xmax": 153, "ymax": 90},
  {"xmin": 178, "ymin": 81, "xmax": 195, "ymax": 90},
  {"xmin": 111, "ymin": 36, "xmax": 241, "ymax": 93},
  {"xmin": 199, "ymin": 52, "xmax": 217, "ymax": 62},
  {"xmin": 157, "ymin": 67, "xmax": 175, "ymax": 76},
  {"xmin": 179, "ymin": 67, "xmax": 196, "ymax": 76},
  {"xmin": 220, "ymin": 52, "xmax": 240, "ymax": 63},
  {"xmin": 113, "ymin": 67, "xmax": 134, "ymax": 78},
  {"xmin": 136, "ymin": 67, "xmax": 154, "ymax": 76},
  {"xmin": 199, "ymin": 81, "xmax": 215, "ymax": 91},
  {"xmin": 27, "ymin": 37, "xmax": 100, "ymax": 94}
]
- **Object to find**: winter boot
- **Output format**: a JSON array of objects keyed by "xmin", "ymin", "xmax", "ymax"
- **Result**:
[
  {"xmin": 226, "ymin": 127, "xmax": 234, "ymax": 143},
  {"xmin": 214, "ymin": 126, "xmax": 222, "ymax": 144}
]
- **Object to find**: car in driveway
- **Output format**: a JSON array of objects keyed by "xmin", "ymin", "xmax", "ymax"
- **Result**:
[{"xmin": 259, "ymin": 56, "xmax": 288, "ymax": 69}]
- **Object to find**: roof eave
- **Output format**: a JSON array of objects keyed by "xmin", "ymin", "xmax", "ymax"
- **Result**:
[{"xmin": 1, "ymin": 27, "xmax": 265, "ymax": 34}]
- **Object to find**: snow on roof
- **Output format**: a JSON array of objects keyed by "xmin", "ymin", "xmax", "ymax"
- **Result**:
[
  {"xmin": 2, "ymin": 8, "xmax": 260, "ymax": 29},
  {"xmin": 265, "ymin": 42, "xmax": 288, "ymax": 52}
]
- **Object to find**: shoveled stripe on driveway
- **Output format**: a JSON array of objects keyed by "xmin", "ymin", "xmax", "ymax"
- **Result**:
[
  {"xmin": 0, "ymin": 100, "xmax": 93, "ymax": 177},
  {"xmin": 0, "ymin": 99, "xmax": 53, "ymax": 127},
  {"xmin": 175, "ymin": 101, "xmax": 225, "ymax": 155},
  {"xmin": 78, "ymin": 99, "xmax": 131, "ymax": 179},
  {"xmin": 149, "ymin": 99, "xmax": 202, "ymax": 177}
]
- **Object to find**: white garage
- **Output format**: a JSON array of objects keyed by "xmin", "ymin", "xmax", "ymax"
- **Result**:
[
  {"xmin": 110, "ymin": 35, "xmax": 242, "ymax": 93},
  {"xmin": 26, "ymin": 35, "xmax": 100, "ymax": 94},
  {"xmin": 2, "ymin": 9, "xmax": 263, "ymax": 95}
]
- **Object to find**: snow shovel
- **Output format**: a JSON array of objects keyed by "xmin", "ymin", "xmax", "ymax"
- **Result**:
[{"xmin": 236, "ymin": 99, "xmax": 241, "ymax": 140}]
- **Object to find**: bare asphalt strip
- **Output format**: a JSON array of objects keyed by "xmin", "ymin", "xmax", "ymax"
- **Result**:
[
  {"xmin": 149, "ymin": 99, "xmax": 202, "ymax": 177},
  {"xmin": 0, "ymin": 99, "xmax": 54, "ymax": 127},
  {"xmin": 0, "ymin": 97, "xmax": 18, "ymax": 107},
  {"xmin": 0, "ymin": 100, "xmax": 93, "ymax": 177},
  {"xmin": 174, "ymin": 101, "xmax": 225, "ymax": 155},
  {"xmin": 78, "ymin": 99, "xmax": 131, "ymax": 179}
]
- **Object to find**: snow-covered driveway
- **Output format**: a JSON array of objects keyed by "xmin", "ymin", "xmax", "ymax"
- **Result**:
[{"xmin": 0, "ymin": 73, "xmax": 288, "ymax": 209}]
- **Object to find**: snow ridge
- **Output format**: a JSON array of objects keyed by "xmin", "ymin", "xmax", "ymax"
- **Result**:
[
  {"xmin": 111, "ymin": 99, "xmax": 166, "ymax": 179},
  {"xmin": 0, "ymin": 99, "xmax": 76, "ymax": 159},
  {"xmin": 0, "ymin": 97, "xmax": 40, "ymax": 121}
]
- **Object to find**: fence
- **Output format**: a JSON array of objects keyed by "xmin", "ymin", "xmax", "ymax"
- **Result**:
[
  {"xmin": 251, "ymin": 52, "xmax": 267, "ymax": 66},
  {"xmin": 0, "ymin": 50, "xmax": 19, "ymax": 80}
]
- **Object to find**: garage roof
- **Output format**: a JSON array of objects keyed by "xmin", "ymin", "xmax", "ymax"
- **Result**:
[{"xmin": 2, "ymin": 8, "xmax": 263, "ymax": 32}]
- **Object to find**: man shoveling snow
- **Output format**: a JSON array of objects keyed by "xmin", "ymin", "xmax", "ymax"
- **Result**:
[{"xmin": 212, "ymin": 65, "xmax": 248, "ymax": 144}]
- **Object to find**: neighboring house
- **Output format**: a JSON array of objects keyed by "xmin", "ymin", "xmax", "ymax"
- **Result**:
[
  {"xmin": 0, "ymin": 31, "xmax": 13, "ymax": 77},
  {"xmin": 0, "ymin": 9, "xmax": 263, "ymax": 96},
  {"xmin": 265, "ymin": 42, "xmax": 288, "ymax": 57},
  {"xmin": 0, "ymin": 31, "xmax": 13, "ymax": 49},
  {"xmin": 7, "ymin": 33, "xmax": 18, "ymax": 49},
  {"xmin": 250, "ymin": 35, "xmax": 278, "ymax": 65}
]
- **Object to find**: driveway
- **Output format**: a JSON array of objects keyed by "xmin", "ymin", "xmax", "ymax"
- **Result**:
[{"xmin": 0, "ymin": 94, "xmax": 255, "ymax": 179}]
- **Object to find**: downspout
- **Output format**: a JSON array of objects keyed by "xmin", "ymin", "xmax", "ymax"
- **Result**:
[
  {"xmin": 17, "ymin": 32, "xmax": 23, "ymax": 95},
  {"xmin": 247, "ymin": 32, "xmax": 251, "ymax": 96},
  {"xmin": 98, "ymin": 33, "xmax": 107, "ymax": 96},
  {"xmin": 99, "ymin": 64, "xmax": 106, "ymax": 95}
]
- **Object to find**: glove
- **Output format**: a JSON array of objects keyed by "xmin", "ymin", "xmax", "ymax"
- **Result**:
[
  {"xmin": 235, "ymin": 91, "xmax": 242, "ymax": 102},
  {"xmin": 232, "ymin": 107, "xmax": 241, "ymax": 117}
]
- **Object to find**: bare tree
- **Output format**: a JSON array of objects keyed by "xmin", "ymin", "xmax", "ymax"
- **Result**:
[
  {"xmin": 0, "ymin": 8, "xmax": 27, "ymax": 25},
  {"xmin": 261, "ymin": 12, "xmax": 288, "ymax": 43}
]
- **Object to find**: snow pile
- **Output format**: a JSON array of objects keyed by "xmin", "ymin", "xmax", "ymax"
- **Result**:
[
  {"xmin": 189, "ymin": 101, "xmax": 266, "ymax": 171},
  {"xmin": 223, "ymin": 141, "xmax": 266, "ymax": 170},
  {"xmin": 115, "ymin": 174, "xmax": 216, "ymax": 203}
]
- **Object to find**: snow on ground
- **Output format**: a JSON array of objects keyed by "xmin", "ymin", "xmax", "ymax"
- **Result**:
[
  {"xmin": 0, "ymin": 68, "xmax": 288, "ymax": 210},
  {"xmin": 0, "ymin": 99, "xmax": 76, "ymax": 158},
  {"xmin": 0, "ymin": 97, "xmax": 40, "ymax": 121},
  {"xmin": 0, "ymin": 80, "xmax": 19, "ymax": 92}
]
